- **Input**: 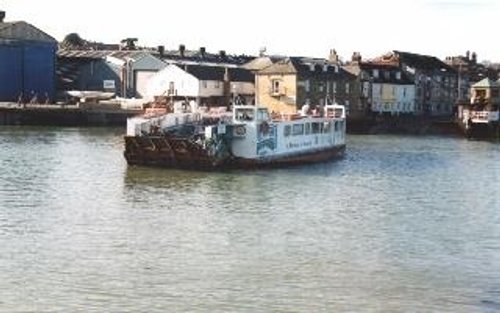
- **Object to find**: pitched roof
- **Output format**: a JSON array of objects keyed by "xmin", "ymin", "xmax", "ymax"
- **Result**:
[
  {"xmin": 0, "ymin": 21, "xmax": 56, "ymax": 43},
  {"xmin": 394, "ymin": 50, "xmax": 455, "ymax": 73},
  {"xmin": 355, "ymin": 62, "xmax": 414, "ymax": 84},
  {"xmin": 183, "ymin": 64, "xmax": 254, "ymax": 82},
  {"xmin": 258, "ymin": 57, "xmax": 355, "ymax": 80},
  {"xmin": 228, "ymin": 67, "xmax": 254, "ymax": 82},
  {"xmin": 158, "ymin": 49, "xmax": 255, "ymax": 66},
  {"xmin": 258, "ymin": 58, "xmax": 298, "ymax": 74},
  {"xmin": 472, "ymin": 78, "xmax": 500, "ymax": 88},
  {"xmin": 57, "ymin": 49, "xmax": 151, "ymax": 61}
]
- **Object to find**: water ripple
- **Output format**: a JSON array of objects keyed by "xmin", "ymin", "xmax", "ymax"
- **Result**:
[{"xmin": 0, "ymin": 129, "xmax": 499, "ymax": 312}]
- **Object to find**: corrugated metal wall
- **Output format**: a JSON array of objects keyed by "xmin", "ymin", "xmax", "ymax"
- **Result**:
[
  {"xmin": 77, "ymin": 60, "xmax": 121, "ymax": 94},
  {"xmin": 23, "ymin": 42, "xmax": 56, "ymax": 102},
  {"xmin": 0, "ymin": 40, "xmax": 56, "ymax": 102},
  {"xmin": 0, "ymin": 43, "xmax": 23, "ymax": 100}
]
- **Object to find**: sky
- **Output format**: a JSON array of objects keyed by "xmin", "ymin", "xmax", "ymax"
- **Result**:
[{"xmin": 2, "ymin": 0, "xmax": 498, "ymax": 62}]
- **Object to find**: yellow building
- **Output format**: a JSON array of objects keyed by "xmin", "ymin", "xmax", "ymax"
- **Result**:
[{"xmin": 255, "ymin": 57, "xmax": 358, "ymax": 114}]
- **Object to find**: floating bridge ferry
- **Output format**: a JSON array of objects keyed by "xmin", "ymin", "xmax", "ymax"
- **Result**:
[{"xmin": 124, "ymin": 104, "xmax": 346, "ymax": 169}]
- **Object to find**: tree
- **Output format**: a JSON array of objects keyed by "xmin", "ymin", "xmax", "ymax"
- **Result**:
[{"xmin": 61, "ymin": 33, "xmax": 87, "ymax": 50}]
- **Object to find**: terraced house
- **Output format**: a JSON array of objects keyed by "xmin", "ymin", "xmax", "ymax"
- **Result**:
[
  {"xmin": 255, "ymin": 57, "xmax": 358, "ymax": 115},
  {"xmin": 345, "ymin": 59, "xmax": 415, "ymax": 116},
  {"xmin": 374, "ymin": 51, "xmax": 457, "ymax": 117}
]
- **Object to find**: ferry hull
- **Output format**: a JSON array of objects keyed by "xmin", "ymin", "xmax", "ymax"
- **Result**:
[{"xmin": 124, "ymin": 135, "xmax": 345, "ymax": 170}]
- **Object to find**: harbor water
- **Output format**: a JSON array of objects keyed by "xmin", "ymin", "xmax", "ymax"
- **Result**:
[{"xmin": 0, "ymin": 127, "xmax": 499, "ymax": 312}]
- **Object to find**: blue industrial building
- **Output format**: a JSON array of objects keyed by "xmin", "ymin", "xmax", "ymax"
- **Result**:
[{"xmin": 0, "ymin": 11, "xmax": 57, "ymax": 102}]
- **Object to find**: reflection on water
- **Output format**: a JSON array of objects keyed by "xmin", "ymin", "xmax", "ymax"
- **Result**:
[{"xmin": 0, "ymin": 127, "xmax": 499, "ymax": 312}]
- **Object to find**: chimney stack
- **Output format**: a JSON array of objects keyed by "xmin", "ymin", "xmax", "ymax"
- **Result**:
[
  {"xmin": 351, "ymin": 51, "xmax": 362, "ymax": 63},
  {"xmin": 200, "ymin": 47, "xmax": 206, "ymax": 58},
  {"xmin": 219, "ymin": 50, "xmax": 226, "ymax": 59},
  {"xmin": 0, "ymin": 11, "xmax": 5, "ymax": 23},
  {"xmin": 179, "ymin": 44, "xmax": 186, "ymax": 58},
  {"xmin": 329, "ymin": 49, "xmax": 339, "ymax": 64},
  {"xmin": 158, "ymin": 45, "xmax": 165, "ymax": 58},
  {"xmin": 472, "ymin": 52, "xmax": 477, "ymax": 64},
  {"xmin": 259, "ymin": 47, "xmax": 267, "ymax": 57},
  {"xmin": 466, "ymin": 50, "xmax": 470, "ymax": 60}
]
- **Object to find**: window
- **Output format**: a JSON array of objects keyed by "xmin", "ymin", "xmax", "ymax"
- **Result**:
[
  {"xmin": 333, "ymin": 82, "xmax": 337, "ymax": 94},
  {"xmin": 272, "ymin": 79, "xmax": 281, "ymax": 94},
  {"xmin": 311, "ymin": 123, "xmax": 320, "ymax": 134},
  {"xmin": 323, "ymin": 122, "xmax": 331, "ymax": 133},
  {"xmin": 235, "ymin": 108, "xmax": 254, "ymax": 121},
  {"xmin": 292, "ymin": 124, "xmax": 304, "ymax": 136},
  {"xmin": 305, "ymin": 123, "xmax": 311, "ymax": 135},
  {"xmin": 284, "ymin": 125, "xmax": 291, "ymax": 137},
  {"xmin": 345, "ymin": 83, "xmax": 350, "ymax": 94},
  {"xmin": 305, "ymin": 79, "xmax": 310, "ymax": 92},
  {"xmin": 384, "ymin": 71, "xmax": 390, "ymax": 80},
  {"xmin": 168, "ymin": 81, "xmax": 175, "ymax": 95},
  {"xmin": 373, "ymin": 69, "xmax": 379, "ymax": 78}
]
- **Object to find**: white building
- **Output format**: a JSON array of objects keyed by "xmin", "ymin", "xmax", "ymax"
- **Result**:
[
  {"xmin": 146, "ymin": 64, "xmax": 255, "ymax": 106},
  {"xmin": 368, "ymin": 66, "xmax": 416, "ymax": 115}
]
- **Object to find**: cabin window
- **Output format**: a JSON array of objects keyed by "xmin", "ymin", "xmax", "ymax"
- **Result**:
[
  {"xmin": 284, "ymin": 125, "xmax": 291, "ymax": 137},
  {"xmin": 323, "ymin": 122, "xmax": 331, "ymax": 133},
  {"xmin": 292, "ymin": 124, "xmax": 304, "ymax": 136},
  {"xmin": 311, "ymin": 122, "xmax": 320, "ymax": 134},
  {"xmin": 257, "ymin": 108, "xmax": 269, "ymax": 121},
  {"xmin": 305, "ymin": 123, "xmax": 311, "ymax": 135}
]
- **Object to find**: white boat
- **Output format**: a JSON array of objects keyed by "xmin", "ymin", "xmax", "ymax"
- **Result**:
[{"xmin": 124, "ymin": 104, "xmax": 346, "ymax": 169}]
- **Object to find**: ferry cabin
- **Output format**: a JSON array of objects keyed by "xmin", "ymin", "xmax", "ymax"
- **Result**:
[{"xmin": 228, "ymin": 105, "xmax": 346, "ymax": 161}]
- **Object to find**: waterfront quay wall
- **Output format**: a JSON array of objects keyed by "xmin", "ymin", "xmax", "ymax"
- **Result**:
[
  {"xmin": 347, "ymin": 115, "xmax": 462, "ymax": 136},
  {"xmin": 0, "ymin": 103, "xmax": 141, "ymax": 126}
]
